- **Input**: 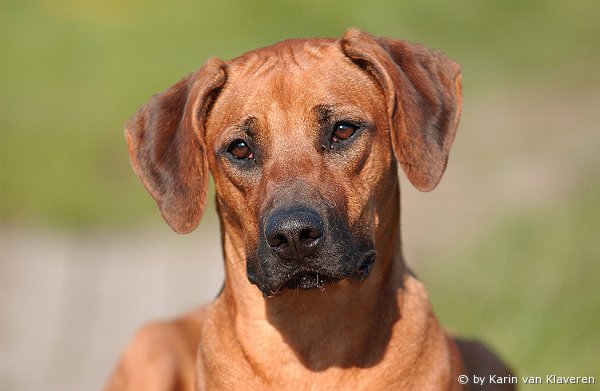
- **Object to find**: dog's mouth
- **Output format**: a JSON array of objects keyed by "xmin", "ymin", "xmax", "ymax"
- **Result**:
[
  {"xmin": 284, "ymin": 272, "xmax": 341, "ymax": 290},
  {"xmin": 263, "ymin": 250, "xmax": 377, "ymax": 297}
]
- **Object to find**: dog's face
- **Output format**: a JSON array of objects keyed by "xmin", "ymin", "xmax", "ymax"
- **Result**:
[
  {"xmin": 205, "ymin": 40, "xmax": 393, "ymax": 296},
  {"xmin": 125, "ymin": 29, "xmax": 462, "ymax": 298}
]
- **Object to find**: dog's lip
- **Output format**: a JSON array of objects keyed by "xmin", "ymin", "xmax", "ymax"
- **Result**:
[
  {"xmin": 284, "ymin": 272, "xmax": 341, "ymax": 290},
  {"xmin": 349, "ymin": 250, "xmax": 377, "ymax": 282},
  {"xmin": 262, "ymin": 270, "xmax": 339, "ymax": 298},
  {"xmin": 263, "ymin": 250, "xmax": 377, "ymax": 298}
]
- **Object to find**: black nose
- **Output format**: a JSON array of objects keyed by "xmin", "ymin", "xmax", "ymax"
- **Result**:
[{"xmin": 265, "ymin": 207, "xmax": 324, "ymax": 261}]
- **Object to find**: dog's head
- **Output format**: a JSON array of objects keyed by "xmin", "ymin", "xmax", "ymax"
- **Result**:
[{"xmin": 126, "ymin": 29, "xmax": 462, "ymax": 297}]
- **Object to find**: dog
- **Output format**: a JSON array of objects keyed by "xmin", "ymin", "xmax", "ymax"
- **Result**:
[{"xmin": 105, "ymin": 28, "xmax": 514, "ymax": 391}]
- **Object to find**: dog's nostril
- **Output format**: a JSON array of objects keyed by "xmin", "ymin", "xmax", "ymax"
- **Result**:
[
  {"xmin": 269, "ymin": 234, "xmax": 288, "ymax": 248},
  {"xmin": 299, "ymin": 227, "xmax": 322, "ymax": 244}
]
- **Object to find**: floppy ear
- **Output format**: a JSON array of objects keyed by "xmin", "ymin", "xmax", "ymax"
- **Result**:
[
  {"xmin": 125, "ymin": 57, "xmax": 227, "ymax": 233},
  {"xmin": 341, "ymin": 28, "xmax": 462, "ymax": 191}
]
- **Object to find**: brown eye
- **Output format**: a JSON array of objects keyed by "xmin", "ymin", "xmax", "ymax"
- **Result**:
[
  {"xmin": 228, "ymin": 139, "xmax": 254, "ymax": 160},
  {"xmin": 332, "ymin": 123, "xmax": 357, "ymax": 143}
]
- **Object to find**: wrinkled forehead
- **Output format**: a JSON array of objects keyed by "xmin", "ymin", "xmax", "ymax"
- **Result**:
[{"xmin": 205, "ymin": 39, "xmax": 384, "ymax": 134}]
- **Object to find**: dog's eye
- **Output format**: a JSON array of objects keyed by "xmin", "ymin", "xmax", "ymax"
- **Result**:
[
  {"xmin": 331, "ymin": 123, "xmax": 357, "ymax": 143},
  {"xmin": 228, "ymin": 139, "xmax": 254, "ymax": 160}
]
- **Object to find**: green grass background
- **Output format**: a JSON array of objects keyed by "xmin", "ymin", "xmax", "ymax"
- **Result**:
[
  {"xmin": 2, "ymin": 0, "xmax": 599, "ymax": 388},
  {"xmin": 424, "ymin": 181, "xmax": 600, "ymax": 383}
]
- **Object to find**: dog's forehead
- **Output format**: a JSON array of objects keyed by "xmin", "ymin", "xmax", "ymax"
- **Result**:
[
  {"xmin": 206, "ymin": 38, "xmax": 382, "ymax": 136},
  {"xmin": 225, "ymin": 38, "xmax": 347, "ymax": 81}
]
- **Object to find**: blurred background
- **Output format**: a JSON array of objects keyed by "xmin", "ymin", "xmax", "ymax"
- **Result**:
[{"xmin": 1, "ymin": 1, "xmax": 599, "ymax": 390}]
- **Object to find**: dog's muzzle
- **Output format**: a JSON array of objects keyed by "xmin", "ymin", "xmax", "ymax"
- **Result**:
[{"xmin": 248, "ymin": 206, "xmax": 376, "ymax": 297}]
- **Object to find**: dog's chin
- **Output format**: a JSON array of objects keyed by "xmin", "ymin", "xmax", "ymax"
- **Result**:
[{"xmin": 257, "ymin": 250, "xmax": 377, "ymax": 298}]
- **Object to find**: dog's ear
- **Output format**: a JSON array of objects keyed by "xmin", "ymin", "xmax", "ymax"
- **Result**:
[
  {"xmin": 341, "ymin": 29, "xmax": 462, "ymax": 191},
  {"xmin": 125, "ymin": 57, "xmax": 226, "ymax": 233}
]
